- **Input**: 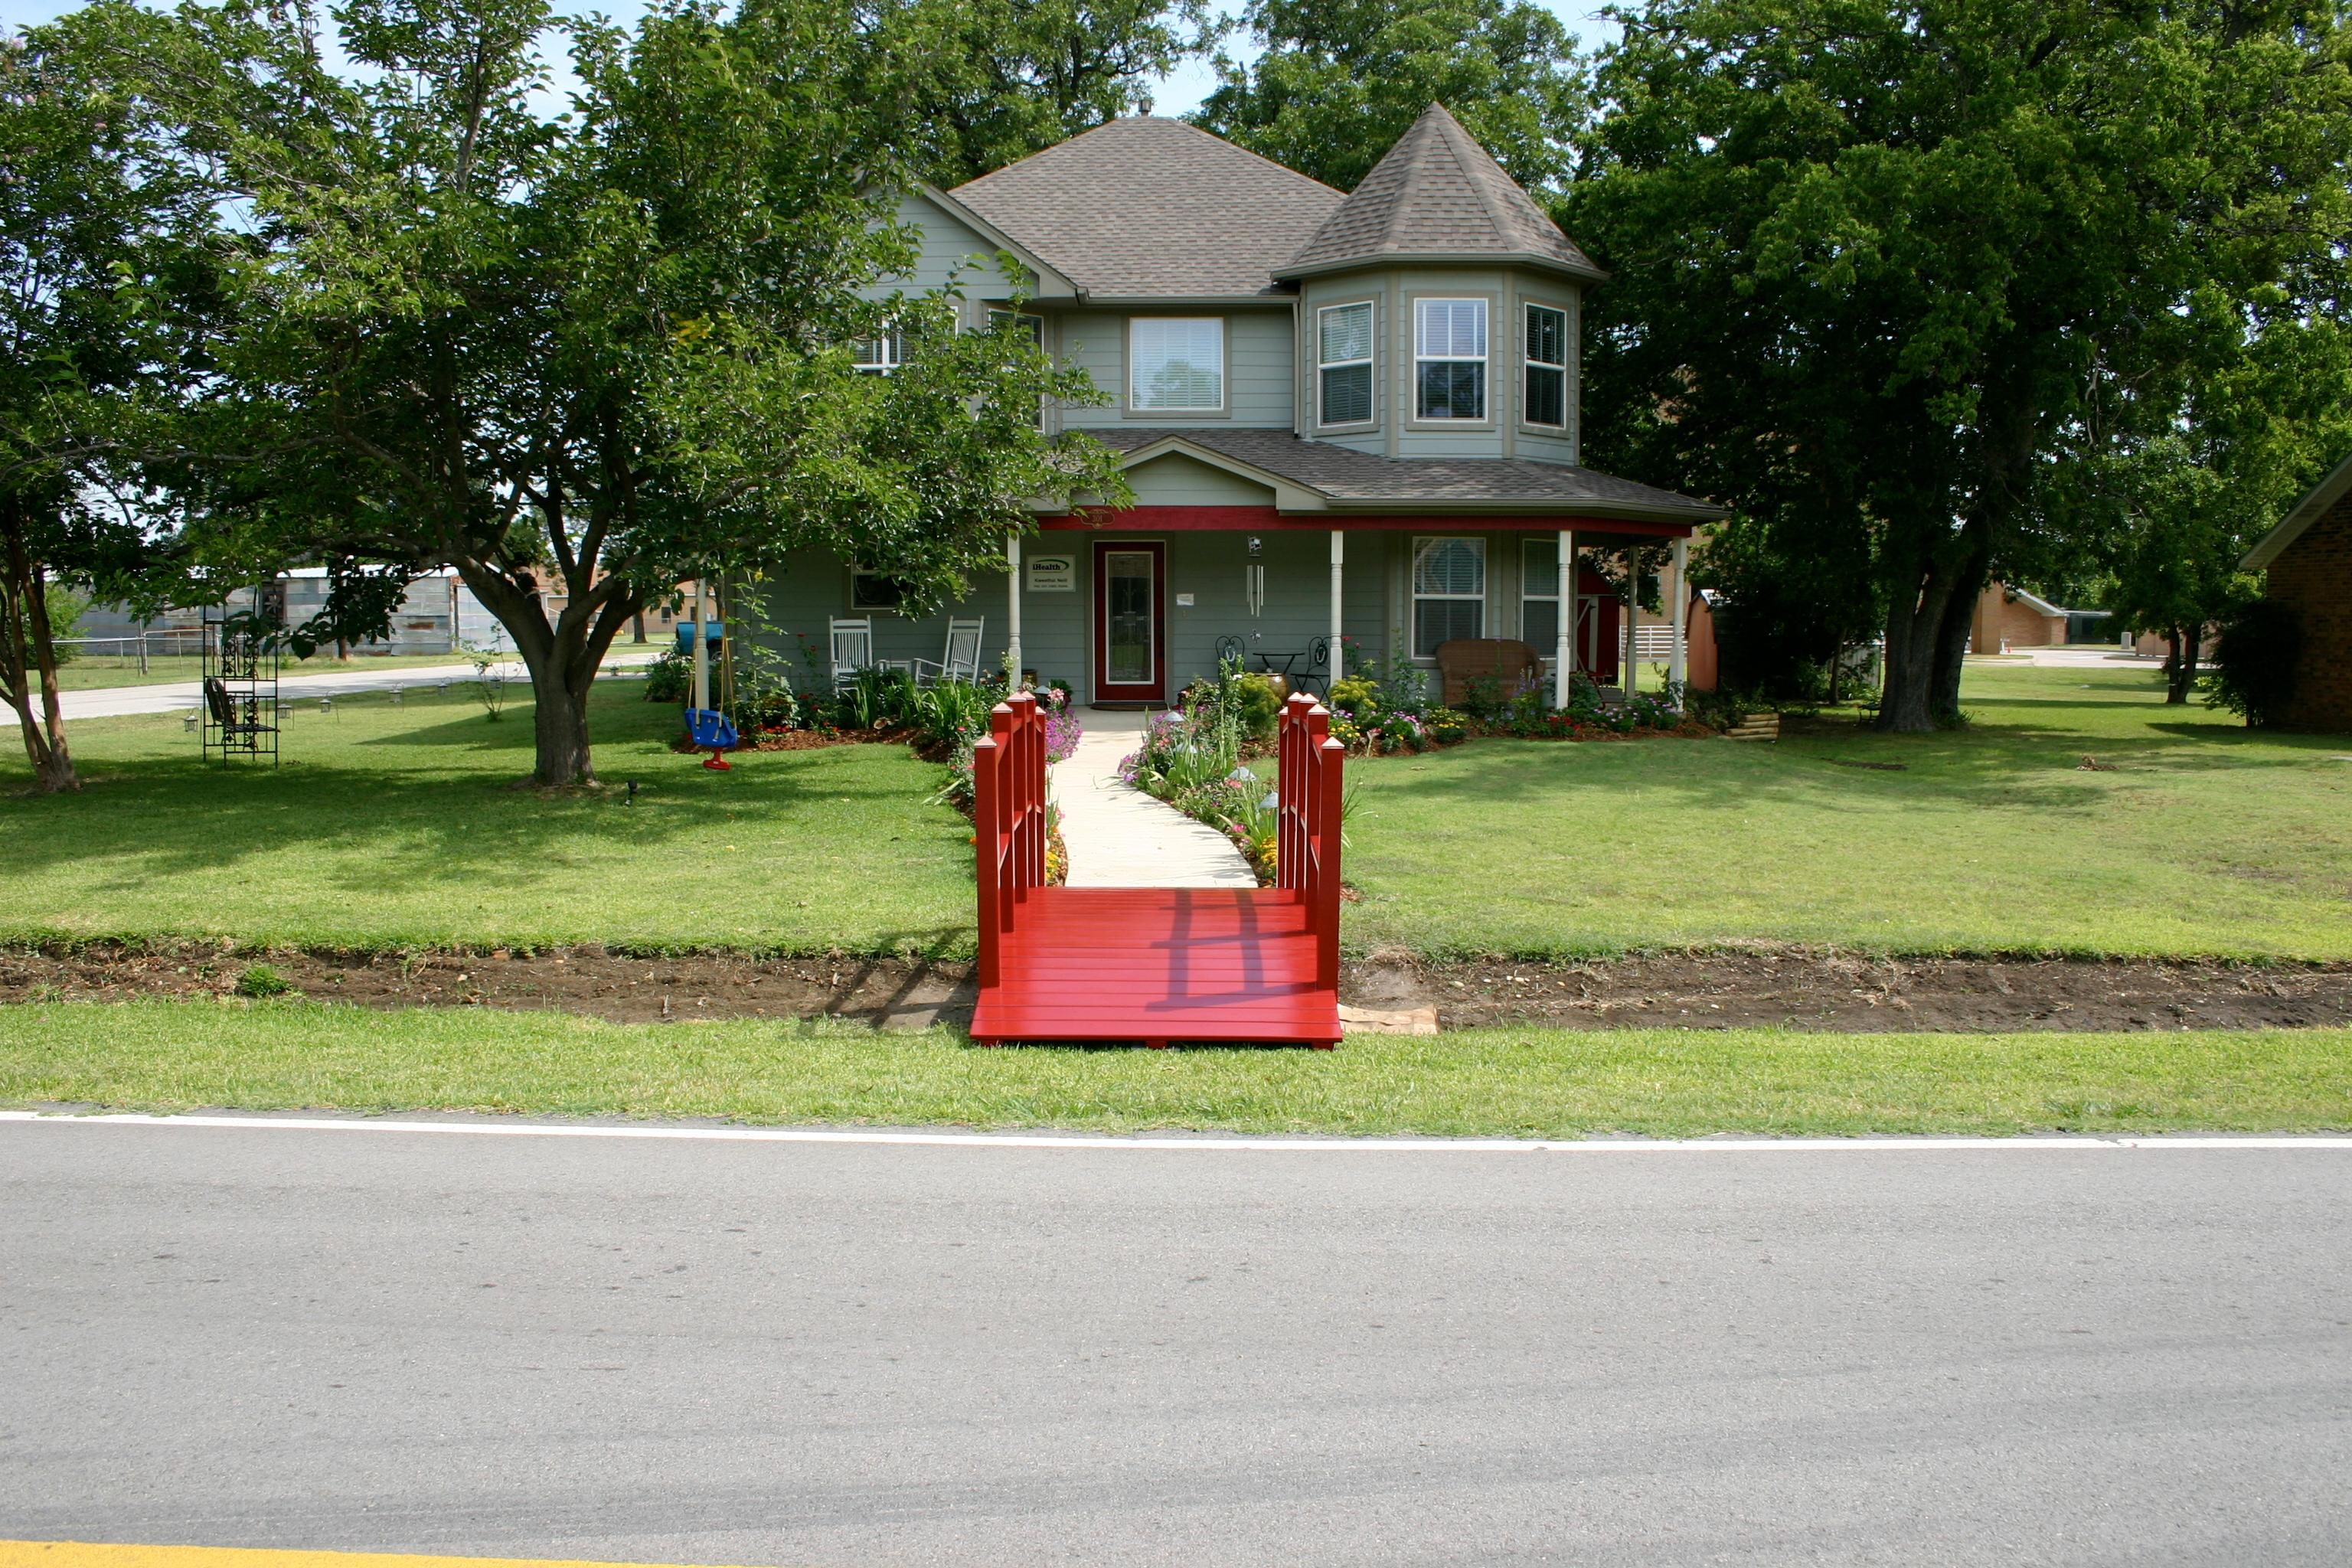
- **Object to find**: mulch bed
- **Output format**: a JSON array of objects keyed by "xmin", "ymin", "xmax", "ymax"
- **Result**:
[
  {"xmin": 5, "ymin": 942, "xmax": 2349, "ymax": 1034},
  {"xmin": 668, "ymin": 724, "xmax": 920, "ymax": 755}
]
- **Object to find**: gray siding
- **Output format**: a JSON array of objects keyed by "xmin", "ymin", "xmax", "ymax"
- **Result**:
[{"xmin": 869, "ymin": 192, "xmax": 1032, "ymax": 319}]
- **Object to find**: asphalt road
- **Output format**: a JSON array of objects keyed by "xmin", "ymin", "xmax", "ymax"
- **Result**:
[
  {"xmin": 58, "ymin": 654, "xmax": 655, "ymax": 720},
  {"xmin": 5, "ymin": 1119, "xmax": 2349, "ymax": 1566}
]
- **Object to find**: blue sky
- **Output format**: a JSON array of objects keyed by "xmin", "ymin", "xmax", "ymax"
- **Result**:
[{"xmin": 2, "ymin": 1, "xmax": 1620, "ymax": 120}]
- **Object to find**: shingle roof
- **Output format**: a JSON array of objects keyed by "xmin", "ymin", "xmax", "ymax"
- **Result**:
[
  {"xmin": 1279, "ymin": 103, "xmax": 1602, "ymax": 282},
  {"xmin": 950, "ymin": 118, "xmax": 1344, "ymax": 300},
  {"xmin": 1089, "ymin": 427, "xmax": 1720, "ymax": 520}
]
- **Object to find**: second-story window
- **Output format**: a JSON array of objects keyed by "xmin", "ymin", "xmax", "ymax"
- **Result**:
[
  {"xmin": 1130, "ymin": 317, "xmax": 1224, "ymax": 412},
  {"xmin": 990, "ymin": 310, "xmax": 1047, "ymax": 427},
  {"xmin": 1524, "ymin": 304, "xmax": 1567, "ymax": 429},
  {"xmin": 851, "ymin": 328, "xmax": 906, "ymax": 375},
  {"xmin": 1415, "ymin": 298, "xmax": 1488, "ymax": 420},
  {"xmin": 1318, "ymin": 301, "xmax": 1374, "ymax": 426}
]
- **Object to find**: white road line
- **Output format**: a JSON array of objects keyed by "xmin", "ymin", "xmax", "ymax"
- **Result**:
[{"xmin": 2, "ymin": 1110, "xmax": 2347, "ymax": 1152}]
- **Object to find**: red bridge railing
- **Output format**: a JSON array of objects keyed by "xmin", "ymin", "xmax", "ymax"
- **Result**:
[
  {"xmin": 972, "ymin": 691, "xmax": 1049, "ymax": 988},
  {"xmin": 1276, "ymin": 692, "xmax": 1345, "ymax": 989}
]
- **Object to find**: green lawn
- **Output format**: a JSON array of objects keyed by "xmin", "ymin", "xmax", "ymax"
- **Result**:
[
  {"xmin": 5, "ymin": 1000, "xmax": 2347, "ymax": 1136},
  {"xmin": 6, "ymin": 660, "xmax": 2347, "ymax": 961},
  {"xmin": 0, "ymin": 685, "xmax": 973, "ymax": 953},
  {"xmin": 1337, "ymin": 662, "xmax": 2352, "ymax": 960},
  {"xmin": 51, "ymin": 650, "xmax": 510, "ymax": 691}
]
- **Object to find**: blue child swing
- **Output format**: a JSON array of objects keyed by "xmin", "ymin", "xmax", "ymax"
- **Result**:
[{"xmin": 685, "ymin": 707, "xmax": 739, "ymax": 770}]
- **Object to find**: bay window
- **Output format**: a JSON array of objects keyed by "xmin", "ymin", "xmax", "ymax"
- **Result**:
[
  {"xmin": 1318, "ymin": 301, "xmax": 1374, "ymax": 426},
  {"xmin": 1414, "ymin": 298, "xmax": 1487, "ymax": 420},
  {"xmin": 1524, "ymin": 303, "xmax": 1567, "ymax": 429}
]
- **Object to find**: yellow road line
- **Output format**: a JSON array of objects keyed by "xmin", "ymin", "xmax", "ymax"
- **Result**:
[{"xmin": 0, "ymin": 1545, "xmax": 763, "ymax": 1568}]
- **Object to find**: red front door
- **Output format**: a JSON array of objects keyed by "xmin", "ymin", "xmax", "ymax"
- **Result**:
[{"xmin": 1093, "ymin": 541, "xmax": 1167, "ymax": 704}]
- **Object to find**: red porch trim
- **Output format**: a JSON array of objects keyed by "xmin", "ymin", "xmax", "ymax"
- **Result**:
[{"xmin": 1037, "ymin": 505, "xmax": 1696, "ymax": 537}]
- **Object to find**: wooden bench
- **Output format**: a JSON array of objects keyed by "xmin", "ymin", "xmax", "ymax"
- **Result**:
[{"xmin": 1432, "ymin": 639, "xmax": 1544, "ymax": 707}]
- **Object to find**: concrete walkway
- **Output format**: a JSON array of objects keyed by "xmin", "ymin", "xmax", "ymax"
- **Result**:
[
  {"xmin": 1049, "ymin": 707, "xmax": 1256, "ymax": 889},
  {"xmin": 59, "ymin": 652, "xmax": 655, "ymax": 721}
]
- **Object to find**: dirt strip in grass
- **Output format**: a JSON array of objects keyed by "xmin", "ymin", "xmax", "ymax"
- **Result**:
[
  {"xmin": 4, "ymin": 1000, "xmax": 2348, "ymax": 1137},
  {"xmin": 6, "ymin": 941, "xmax": 2352, "ymax": 1033}
]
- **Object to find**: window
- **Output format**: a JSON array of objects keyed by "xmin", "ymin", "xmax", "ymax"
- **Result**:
[
  {"xmin": 1524, "ymin": 304, "xmax": 1567, "ymax": 429},
  {"xmin": 1411, "ymin": 536, "xmax": 1485, "ymax": 657},
  {"xmin": 990, "ymin": 310, "xmax": 1047, "ymax": 426},
  {"xmin": 1318, "ymin": 301, "xmax": 1374, "ymax": 426},
  {"xmin": 850, "ymin": 569, "xmax": 906, "ymax": 610},
  {"xmin": 1414, "ymin": 299, "xmax": 1487, "ymax": 420},
  {"xmin": 851, "ymin": 328, "xmax": 905, "ymax": 374},
  {"xmin": 1129, "ymin": 318, "xmax": 1223, "ymax": 411},
  {"xmin": 1522, "ymin": 537, "xmax": 1560, "ymax": 651},
  {"xmin": 989, "ymin": 309, "xmax": 1044, "ymax": 348}
]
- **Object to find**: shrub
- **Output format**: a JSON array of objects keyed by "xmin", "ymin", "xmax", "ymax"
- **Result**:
[
  {"xmin": 234, "ymin": 963, "xmax": 294, "ymax": 998},
  {"xmin": 2204, "ymin": 599, "xmax": 2303, "ymax": 727},
  {"xmin": 643, "ymin": 646, "xmax": 692, "ymax": 703},
  {"xmin": 1327, "ymin": 675, "xmax": 1381, "ymax": 722},
  {"xmin": 1229, "ymin": 671, "xmax": 1282, "ymax": 741}
]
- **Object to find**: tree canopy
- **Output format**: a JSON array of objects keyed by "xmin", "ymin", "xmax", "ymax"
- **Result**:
[
  {"xmin": 110, "ymin": 0, "xmax": 1129, "ymax": 786},
  {"xmin": 1, "ymin": 2, "xmax": 221, "ymax": 792},
  {"xmin": 1571, "ymin": 0, "xmax": 2352, "ymax": 729},
  {"xmin": 1190, "ymin": 0, "xmax": 1585, "ymax": 193}
]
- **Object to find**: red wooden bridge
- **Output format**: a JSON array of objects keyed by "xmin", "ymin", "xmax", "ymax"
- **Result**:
[{"xmin": 968, "ymin": 691, "xmax": 1344, "ymax": 1047}]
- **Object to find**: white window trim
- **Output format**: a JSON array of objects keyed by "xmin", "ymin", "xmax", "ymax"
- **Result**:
[
  {"xmin": 1413, "ymin": 298, "xmax": 1489, "ymax": 423},
  {"xmin": 1523, "ymin": 303, "xmax": 1569, "ymax": 430},
  {"xmin": 1410, "ymin": 534, "xmax": 1488, "ymax": 662},
  {"xmin": 1128, "ymin": 316, "xmax": 1227, "ymax": 414},
  {"xmin": 1316, "ymin": 300, "xmax": 1377, "ymax": 429}
]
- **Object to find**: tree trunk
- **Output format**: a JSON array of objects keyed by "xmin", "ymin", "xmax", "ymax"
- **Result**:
[
  {"xmin": 0, "ymin": 509, "xmax": 78, "ymax": 793},
  {"xmin": 2164, "ymin": 626, "xmax": 2197, "ymax": 704},
  {"xmin": 455, "ymin": 557, "xmax": 643, "ymax": 786}
]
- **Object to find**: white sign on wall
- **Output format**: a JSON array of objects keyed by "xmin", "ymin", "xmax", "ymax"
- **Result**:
[{"xmin": 1026, "ymin": 554, "xmax": 1076, "ymax": 593}]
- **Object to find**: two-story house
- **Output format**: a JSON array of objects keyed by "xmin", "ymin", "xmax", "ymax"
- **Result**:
[{"xmin": 761, "ymin": 103, "xmax": 1721, "ymax": 707}]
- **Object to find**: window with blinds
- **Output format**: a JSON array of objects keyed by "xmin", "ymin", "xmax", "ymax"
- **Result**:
[
  {"xmin": 1129, "ymin": 318, "xmax": 1224, "ymax": 411},
  {"xmin": 1414, "ymin": 299, "xmax": 1488, "ymax": 420},
  {"xmin": 1318, "ymin": 301, "xmax": 1374, "ymax": 426},
  {"xmin": 1524, "ymin": 304, "xmax": 1567, "ymax": 429},
  {"xmin": 1412, "ymin": 536, "xmax": 1486, "ymax": 656}
]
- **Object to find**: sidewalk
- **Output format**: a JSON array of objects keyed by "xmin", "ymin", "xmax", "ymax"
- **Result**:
[
  {"xmin": 1048, "ymin": 707, "xmax": 1256, "ymax": 890},
  {"xmin": 59, "ymin": 652, "xmax": 655, "ymax": 721}
]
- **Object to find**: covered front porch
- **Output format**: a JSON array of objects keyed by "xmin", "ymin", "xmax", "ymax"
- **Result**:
[{"xmin": 1001, "ymin": 511, "xmax": 1698, "ymax": 708}]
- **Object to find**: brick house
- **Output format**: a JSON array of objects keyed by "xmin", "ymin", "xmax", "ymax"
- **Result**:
[{"xmin": 2240, "ymin": 452, "xmax": 2352, "ymax": 732}]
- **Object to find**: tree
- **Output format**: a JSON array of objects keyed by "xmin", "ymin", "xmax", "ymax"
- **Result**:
[
  {"xmin": 864, "ymin": 0, "xmax": 1214, "ymax": 185},
  {"xmin": 1572, "ymin": 0, "xmax": 2352, "ymax": 731},
  {"xmin": 2, "ymin": 3, "xmax": 217, "ymax": 792},
  {"xmin": 132, "ymin": 0, "xmax": 1127, "ymax": 786},
  {"xmin": 2095, "ymin": 316, "xmax": 2352, "ymax": 702},
  {"xmin": 1190, "ymin": 0, "xmax": 1585, "ymax": 193}
]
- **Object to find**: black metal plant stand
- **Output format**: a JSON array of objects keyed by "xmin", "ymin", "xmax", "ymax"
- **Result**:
[{"xmin": 201, "ymin": 610, "xmax": 279, "ymax": 766}]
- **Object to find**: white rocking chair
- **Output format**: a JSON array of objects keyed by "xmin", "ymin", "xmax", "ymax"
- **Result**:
[
  {"xmin": 911, "ymin": 617, "xmax": 985, "ymax": 686},
  {"xmin": 828, "ymin": 617, "xmax": 877, "ymax": 692}
]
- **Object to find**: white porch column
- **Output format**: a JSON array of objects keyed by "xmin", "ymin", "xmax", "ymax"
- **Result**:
[
  {"xmin": 691, "ymin": 574, "xmax": 710, "ymax": 710},
  {"xmin": 1669, "ymin": 536, "xmax": 1690, "ymax": 694},
  {"xmin": 1328, "ymin": 530, "xmax": 1344, "ymax": 690},
  {"xmin": 1622, "ymin": 549, "xmax": 1638, "ymax": 697},
  {"xmin": 1553, "ymin": 528, "xmax": 1574, "ymax": 708},
  {"xmin": 1006, "ymin": 532, "xmax": 1023, "ymax": 684}
]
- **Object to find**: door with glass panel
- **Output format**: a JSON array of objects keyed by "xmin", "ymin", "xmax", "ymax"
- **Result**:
[{"xmin": 1093, "ymin": 541, "xmax": 1165, "ymax": 704}]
